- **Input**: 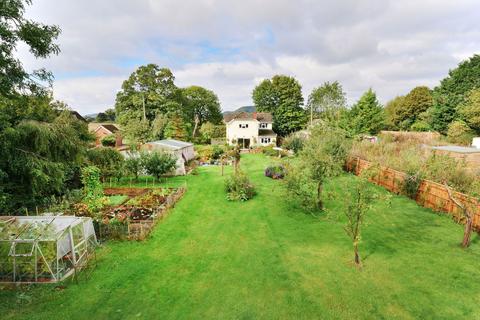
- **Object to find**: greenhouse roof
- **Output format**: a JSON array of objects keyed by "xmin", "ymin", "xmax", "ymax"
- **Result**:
[
  {"xmin": 0, "ymin": 216, "xmax": 86, "ymax": 241},
  {"xmin": 146, "ymin": 139, "xmax": 193, "ymax": 150}
]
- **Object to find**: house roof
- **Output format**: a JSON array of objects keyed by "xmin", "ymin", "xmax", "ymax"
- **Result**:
[
  {"xmin": 259, "ymin": 129, "xmax": 277, "ymax": 137},
  {"xmin": 93, "ymin": 123, "xmax": 120, "ymax": 134},
  {"xmin": 224, "ymin": 112, "xmax": 273, "ymax": 123},
  {"xmin": 70, "ymin": 111, "xmax": 87, "ymax": 122},
  {"xmin": 146, "ymin": 139, "xmax": 193, "ymax": 150}
]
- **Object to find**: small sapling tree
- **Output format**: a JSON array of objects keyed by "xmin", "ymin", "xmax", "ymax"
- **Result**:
[
  {"xmin": 228, "ymin": 146, "xmax": 241, "ymax": 173},
  {"xmin": 343, "ymin": 166, "xmax": 387, "ymax": 267},
  {"xmin": 343, "ymin": 178, "xmax": 375, "ymax": 267},
  {"xmin": 445, "ymin": 183, "xmax": 476, "ymax": 248}
]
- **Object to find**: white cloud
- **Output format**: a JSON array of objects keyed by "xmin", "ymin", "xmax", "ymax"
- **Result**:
[{"xmin": 19, "ymin": 0, "xmax": 480, "ymax": 113}]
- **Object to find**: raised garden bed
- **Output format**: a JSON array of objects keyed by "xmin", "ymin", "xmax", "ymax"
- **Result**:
[{"xmin": 97, "ymin": 187, "xmax": 186, "ymax": 241}]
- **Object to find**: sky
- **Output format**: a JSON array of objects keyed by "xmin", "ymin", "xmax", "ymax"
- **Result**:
[{"xmin": 20, "ymin": 0, "xmax": 480, "ymax": 115}]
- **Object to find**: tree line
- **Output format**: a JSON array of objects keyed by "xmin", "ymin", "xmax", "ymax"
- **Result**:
[
  {"xmin": 1, "ymin": 0, "xmax": 479, "ymax": 215},
  {"xmin": 252, "ymin": 54, "xmax": 480, "ymax": 144},
  {"xmin": 114, "ymin": 64, "xmax": 224, "ymax": 145}
]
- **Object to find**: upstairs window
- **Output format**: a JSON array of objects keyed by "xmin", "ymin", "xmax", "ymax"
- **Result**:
[
  {"xmin": 239, "ymin": 124, "xmax": 248, "ymax": 129},
  {"xmin": 259, "ymin": 123, "xmax": 268, "ymax": 129}
]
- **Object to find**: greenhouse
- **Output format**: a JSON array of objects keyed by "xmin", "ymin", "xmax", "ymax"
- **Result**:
[{"xmin": 0, "ymin": 216, "xmax": 97, "ymax": 284}]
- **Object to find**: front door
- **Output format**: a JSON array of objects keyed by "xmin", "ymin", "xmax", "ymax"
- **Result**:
[{"xmin": 238, "ymin": 138, "xmax": 250, "ymax": 149}]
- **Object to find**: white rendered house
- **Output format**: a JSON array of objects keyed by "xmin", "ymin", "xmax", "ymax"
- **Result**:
[{"xmin": 225, "ymin": 112, "xmax": 277, "ymax": 148}]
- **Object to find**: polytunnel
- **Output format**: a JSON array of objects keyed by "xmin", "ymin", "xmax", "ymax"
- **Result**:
[{"xmin": 0, "ymin": 216, "xmax": 97, "ymax": 283}]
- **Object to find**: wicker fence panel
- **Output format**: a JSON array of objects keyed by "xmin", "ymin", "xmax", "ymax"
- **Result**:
[{"xmin": 346, "ymin": 157, "xmax": 480, "ymax": 231}]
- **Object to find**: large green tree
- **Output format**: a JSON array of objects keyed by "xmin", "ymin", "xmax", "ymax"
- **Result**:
[
  {"xmin": 115, "ymin": 65, "xmax": 224, "ymax": 143},
  {"xmin": 251, "ymin": 79, "xmax": 278, "ymax": 112},
  {"xmin": 306, "ymin": 81, "xmax": 347, "ymax": 124},
  {"xmin": 349, "ymin": 89, "xmax": 384, "ymax": 135},
  {"xmin": 252, "ymin": 75, "xmax": 306, "ymax": 136},
  {"xmin": 0, "ymin": 0, "xmax": 60, "ymax": 97},
  {"xmin": 115, "ymin": 64, "xmax": 182, "ymax": 121},
  {"xmin": 458, "ymin": 88, "xmax": 480, "ymax": 134},
  {"xmin": 117, "ymin": 110, "xmax": 151, "ymax": 144},
  {"xmin": 0, "ymin": 1, "xmax": 94, "ymax": 213},
  {"xmin": 0, "ymin": 111, "xmax": 91, "ymax": 211},
  {"xmin": 96, "ymin": 108, "xmax": 116, "ymax": 122},
  {"xmin": 386, "ymin": 86, "xmax": 432, "ymax": 130},
  {"xmin": 430, "ymin": 54, "xmax": 480, "ymax": 133},
  {"xmin": 163, "ymin": 111, "xmax": 188, "ymax": 140},
  {"xmin": 384, "ymin": 95, "xmax": 406, "ymax": 130},
  {"xmin": 182, "ymin": 86, "xmax": 223, "ymax": 138},
  {"xmin": 87, "ymin": 147, "xmax": 124, "ymax": 181}
]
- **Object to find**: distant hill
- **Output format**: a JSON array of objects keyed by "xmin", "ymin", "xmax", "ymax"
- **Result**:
[
  {"xmin": 84, "ymin": 113, "xmax": 98, "ymax": 120},
  {"xmin": 223, "ymin": 106, "xmax": 256, "ymax": 117}
]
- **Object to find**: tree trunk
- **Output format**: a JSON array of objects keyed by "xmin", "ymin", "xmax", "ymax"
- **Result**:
[
  {"xmin": 444, "ymin": 183, "xmax": 474, "ymax": 249},
  {"xmin": 317, "ymin": 182, "xmax": 323, "ymax": 210},
  {"xmin": 462, "ymin": 216, "xmax": 473, "ymax": 248},
  {"xmin": 354, "ymin": 243, "xmax": 361, "ymax": 266},
  {"xmin": 221, "ymin": 159, "xmax": 224, "ymax": 176},
  {"xmin": 192, "ymin": 115, "xmax": 200, "ymax": 138}
]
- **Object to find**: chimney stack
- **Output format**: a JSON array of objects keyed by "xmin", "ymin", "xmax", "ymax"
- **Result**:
[{"xmin": 253, "ymin": 112, "xmax": 257, "ymax": 120}]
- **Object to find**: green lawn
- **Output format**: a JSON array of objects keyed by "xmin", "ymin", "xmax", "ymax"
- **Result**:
[{"xmin": 1, "ymin": 154, "xmax": 479, "ymax": 319}]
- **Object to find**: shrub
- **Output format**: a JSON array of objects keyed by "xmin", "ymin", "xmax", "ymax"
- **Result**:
[
  {"xmin": 402, "ymin": 170, "xmax": 423, "ymax": 199},
  {"xmin": 197, "ymin": 145, "xmax": 214, "ymax": 161},
  {"xmin": 212, "ymin": 145, "xmax": 224, "ymax": 159},
  {"xmin": 224, "ymin": 171, "xmax": 256, "ymax": 201},
  {"xmin": 140, "ymin": 151, "xmax": 177, "ymax": 179},
  {"xmin": 87, "ymin": 147, "xmax": 124, "ymax": 181},
  {"xmin": 199, "ymin": 122, "xmax": 226, "ymax": 144},
  {"xmin": 410, "ymin": 120, "xmax": 431, "ymax": 132},
  {"xmin": 284, "ymin": 161, "xmax": 318, "ymax": 211},
  {"xmin": 124, "ymin": 153, "xmax": 142, "ymax": 181},
  {"xmin": 262, "ymin": 146, "xmax": 279, "ymax": 157},
  {"xmin": 282, "ymin": 134, "xmax": 305, "ymax": 154},
  {"xmin": 101, "ymin": 134, "xmax": 116, "ymax": 147},
  {"xmin": 265, "ymin": 165, "xmax": 286, "ymax": 179},
  {"xmin": 447, "ymin": 120, "xmax": 475, "ymax": 145},
  {"xmin": 286, "ymin": 124, "xmax": 350, "ymax": 211}
]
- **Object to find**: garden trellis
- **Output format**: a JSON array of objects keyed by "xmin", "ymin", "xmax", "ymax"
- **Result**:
[{"xmin": 0, "ymin": 216, "xmax": 97, "ymax": 283}]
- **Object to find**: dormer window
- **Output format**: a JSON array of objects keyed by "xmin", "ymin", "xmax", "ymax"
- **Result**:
[
  {"xmin": 239, "ymin": 124, "xmax": 248, "ymax": 129},
  {"xmin": 259, "ymin": 123, "xmax": 268, "ymax": 129}
]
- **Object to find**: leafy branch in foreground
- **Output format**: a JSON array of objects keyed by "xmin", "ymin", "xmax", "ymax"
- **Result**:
[{"xmin": 0, "ymin": 0, "xmax": 61, "ymax": 96}]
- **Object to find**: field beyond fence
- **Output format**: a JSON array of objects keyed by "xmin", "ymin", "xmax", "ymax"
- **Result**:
[{"xmin": 346, "ymin": 157, "xmax": 480, "ymax": 231}]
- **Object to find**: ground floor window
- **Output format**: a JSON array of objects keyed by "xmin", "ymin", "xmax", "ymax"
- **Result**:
[{"xmin": 261, "ymin": 137, "xmax": 271, "ymax": 144}]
